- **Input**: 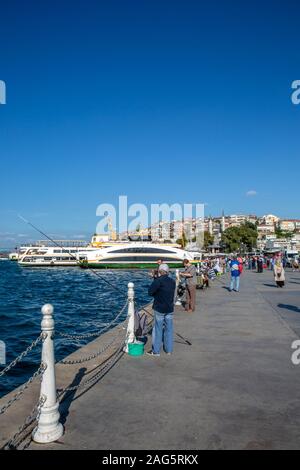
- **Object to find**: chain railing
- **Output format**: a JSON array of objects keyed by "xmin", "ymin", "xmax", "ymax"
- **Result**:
[
  {"xmin": 57, "ymin": 341, "xmax": 126, "ymax": 397},
  {"xmin": 1, "ymin": 282, "xmax": 153, "ymax": 448},
  {"xmin": 0, "ymin": 333, "xmax": 47, "ymax": 378},
  {"xmin": 3, "ymin": 394, "xmax": 47, "ymax": 450},
  {"xmin": 0, "ymin": 362, "xmax": 47, "ymax": 415},
  {"xmin": 59, "ymin": 329, "xmax": 123, "ymax": 365}
]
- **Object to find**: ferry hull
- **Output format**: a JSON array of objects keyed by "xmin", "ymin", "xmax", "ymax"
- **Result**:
[
  {"xmin": 80, "ymin": 262, "xmax": 185, "ymax": 269},
  {"xmin": 19, "ymin": 262, "xmax": 78, "ymax": 267}
]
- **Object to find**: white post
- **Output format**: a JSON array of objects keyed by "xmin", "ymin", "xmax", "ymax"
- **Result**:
[
  {"xmin": 124, "ymin": 282, "xmax": 135, "ymax": 353},
  {"xmin": 32, "ymin": 304, "xmax": 63, "ymax": 444}
]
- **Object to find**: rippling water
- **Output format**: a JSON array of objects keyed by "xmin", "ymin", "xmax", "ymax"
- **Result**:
[{"xmin": 0, "ymin": 261, "xmax": 152, "ymax": 397}]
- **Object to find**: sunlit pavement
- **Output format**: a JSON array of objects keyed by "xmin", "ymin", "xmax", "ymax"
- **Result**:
[{"xmin": 31, "ymin": 269, "xmax": 300, "ymax": 450}]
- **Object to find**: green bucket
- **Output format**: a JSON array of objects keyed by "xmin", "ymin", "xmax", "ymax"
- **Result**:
[{"xmin": 128, "ymin": 341, "xmax": 144, "ymax": 356}]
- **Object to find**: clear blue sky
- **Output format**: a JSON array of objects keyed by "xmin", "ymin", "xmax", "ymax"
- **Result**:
[{"xmin": 0, "ymin": 0, "xmax": 299, "ymax": 246}]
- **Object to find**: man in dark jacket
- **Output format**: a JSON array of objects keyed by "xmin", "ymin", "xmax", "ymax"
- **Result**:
[{"xmin": 147, "ymin": 264, "xmax": 176, "ymax": 356}]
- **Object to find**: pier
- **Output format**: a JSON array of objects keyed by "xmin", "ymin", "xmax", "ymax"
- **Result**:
[{"xmin": 1, "ymin": 269, "xmax": 300, "ymax": 450}]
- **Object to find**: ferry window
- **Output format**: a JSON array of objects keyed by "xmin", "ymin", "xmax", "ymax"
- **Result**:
[
  {"xmin": 107, "ymin": 256, "xmax": 179, "ymax": 262},
  {"xmin": 110, "ymin": 248, "xmax": 174, "ymax": 254}
]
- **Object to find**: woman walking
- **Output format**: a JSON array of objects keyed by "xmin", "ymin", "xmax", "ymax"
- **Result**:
[
  {"xmin": 292, "ymin": 258, "xmax": 299, "ymax": 273},
  {"xmin": 274, "ymin": 259, "xmax": 285, "ymax": 288}
]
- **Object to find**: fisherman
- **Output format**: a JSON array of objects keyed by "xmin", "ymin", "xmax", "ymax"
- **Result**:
[
  {"xmin": 147, "ymin": 264, "xmax": 176, "ymax": 356},
  {"xmin": 150, "ymin": 259, "xmax": 163, "ymax": 278}
]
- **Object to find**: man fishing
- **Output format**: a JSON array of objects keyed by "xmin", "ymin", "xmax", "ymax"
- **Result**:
[{"xmin": 147, "ymin": 264, "xmax": 176, "ymax": 357}]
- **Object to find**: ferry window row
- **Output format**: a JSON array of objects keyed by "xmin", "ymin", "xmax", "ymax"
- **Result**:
[
  {"xmin": 53, "ymin": 249, "xmax": 79, "ymax": 253},
  {"xmin": 108, "ymin": 248, "xmax": 175, "ymax": 254},
  {"xmin": 23, "ymin": 257, "xmax": 76, "ymax": 261},
  {"xmin": 104, "ymin": 256, "xmax": 180, "ymax": 262}
]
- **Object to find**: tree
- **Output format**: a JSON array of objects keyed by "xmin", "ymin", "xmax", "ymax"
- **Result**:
[
  {"xmin": 203, "ymin": 231, "xmax": 214, "ymax": 250},
  {"xmin": 176, "ymin": 230, "xmax": 188, "ymax": 248},
  {"xmin": 275, "ymin": 227, "xmax": 293, "ymax": 239},
  {"xmin": 221, "ymin": 223, "xmax": 258, "ymax": 253}
]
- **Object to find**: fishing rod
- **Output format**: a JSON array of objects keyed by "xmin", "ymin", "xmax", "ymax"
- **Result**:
[
  {"xmin": 144, "ymin": 309, "xmax": 192, "ymax": 346},
  {"xmin": 18, "ymin": 214, "xmax": 127, "ymax": 296},
  {"xmin": 18, "ymin": 215, "xmax": 192, "ymax": 346}
]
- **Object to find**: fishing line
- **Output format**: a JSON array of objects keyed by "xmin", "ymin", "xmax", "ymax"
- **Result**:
[{"xmin": 18, "ymin": 214, "xmax": 127, "ymax": 296}]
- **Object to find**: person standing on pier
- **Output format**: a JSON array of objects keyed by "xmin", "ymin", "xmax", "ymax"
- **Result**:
[
  {"xmin": 274, "ymin": 259, "xmax": 285, "ymax": 288},
  {"xmin": 150, "ymin": 259, "xmax": 163, "ymax": 278},
  {"xmin": 229, "ymin": 254, "xmax": 242, "ymax": 292},
  {"xmin": 292, "ymin": 258, "xmax": 299, "ymax": 272},
  {"xmin": 180, "ymin": 259, "xmax": 197, "ymax": 312},
  {"xmin": 147, "ymin": 264, "xmax": 176, "ymax": 356}
]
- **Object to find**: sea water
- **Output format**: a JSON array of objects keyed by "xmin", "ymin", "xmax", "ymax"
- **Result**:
[{"xmin": 0, "ymin": 261, "xmax": 152, "ymax": 397}]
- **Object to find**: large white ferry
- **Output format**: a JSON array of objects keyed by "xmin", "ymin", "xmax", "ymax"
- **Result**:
[
  {"xmin": 80, "ymin": 242, "xmax": 194, "ymax": 269},
  {"xmin": 17, "ymin": 236, "xmax": 196, "ymax": 268}
]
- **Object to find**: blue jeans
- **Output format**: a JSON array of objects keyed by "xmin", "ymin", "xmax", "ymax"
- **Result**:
[
  {"xmin": 152, "ymin": 311, "xmax": 174, "ymax": 354},
  {"xmin": 230, "ymin": 276, "xmax": 240, "ymax": 291}
]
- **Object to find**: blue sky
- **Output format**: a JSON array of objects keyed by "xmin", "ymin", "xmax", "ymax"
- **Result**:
[{"xmin": 0, "ymin": 0, "xmax": 299, "ymax": 246}]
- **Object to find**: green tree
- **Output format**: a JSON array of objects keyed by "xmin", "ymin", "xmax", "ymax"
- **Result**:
[
  {"xmin": 275, "ymin": 227, "xmax": 293, "ymax": 239},
  {"xmin": 176, "ymin": 230, "xmax": 188, "ymax": 248},
  {"xmin": 203, "ymin": 231, "xmax": 214, "ymax": 250},
  {"xmin": 221, "ymin": 223, "xmax": 258, "ymax": 253}
]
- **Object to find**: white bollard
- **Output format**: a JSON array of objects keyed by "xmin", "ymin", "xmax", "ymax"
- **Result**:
[
  {"xmin": 32, "ymin": 304, "xmax": 64, "ymax": 444},
  {"xmin": 124, "ymin": 282, "xmax": 135, "ymax": 353}
]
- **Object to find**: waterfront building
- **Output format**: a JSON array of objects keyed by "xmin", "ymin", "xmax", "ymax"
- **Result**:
[{"xmin": 279, "ymin": 219, "xmax": 300, "ymax": 233}]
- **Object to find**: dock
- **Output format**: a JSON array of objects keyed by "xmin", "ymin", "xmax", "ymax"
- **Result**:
[{"xmin": 1, "ymin": 269, "xmax": 300, "ymax": 450}]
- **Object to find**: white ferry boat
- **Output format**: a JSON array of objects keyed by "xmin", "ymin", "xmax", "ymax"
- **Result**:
[
  {"xmin": 80, "ymin": 242, "xmax": 194, "ymax": 269},
  {"xmin": 18, "ymin": 240, "xmax": 99, "ymax": 267}
]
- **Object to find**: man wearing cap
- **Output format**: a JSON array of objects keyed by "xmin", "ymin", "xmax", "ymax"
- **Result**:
[{"xmin": 147, "ymin": 263, "xmax": 176, "ymax": 356}]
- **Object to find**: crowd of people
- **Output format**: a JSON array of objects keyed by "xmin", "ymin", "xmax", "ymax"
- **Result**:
[{"xmin": 146, "ymin": 252, "xmax": 298, "ymax": 357}]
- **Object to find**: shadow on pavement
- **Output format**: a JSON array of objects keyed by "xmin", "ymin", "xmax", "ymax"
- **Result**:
[
  {"xmin": 278, "ymin": 304, "xmax": 300, "ymax": 314},
  {"xmin": 58, "ymin": 367, "xmax": 87, "ymax": 427}
]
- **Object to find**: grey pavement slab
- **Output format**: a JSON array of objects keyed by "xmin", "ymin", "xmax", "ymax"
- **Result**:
[{"xmin": 26, "ymin": 269, "xmax": 300, "ymax": 450}]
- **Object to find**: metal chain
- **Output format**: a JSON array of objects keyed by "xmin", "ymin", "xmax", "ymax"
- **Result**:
[
  {"xmin": 0, "ymin": 362, "xmax": 47, "ymax": 415},
  {"xmin": 59, "ymin": 329, "xmax": 123, "ymax": 365},
  {"xmin": 3, "ymin": 394, "xmax": 47, "ymax": 450},
  {"xmin": 56, "ymin": 301, "xmax": 128, "ymax": 340},
  {"xmin": 0, "ymin": 333, "xmax": 47, "ymax": 378},
  {"xmin": 57, "ymin": 340, "xmax": 125, "ymax": 397},
  {"xmin": 58, "ymin": 305, "xmax": 128, "ymax": 401}
]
